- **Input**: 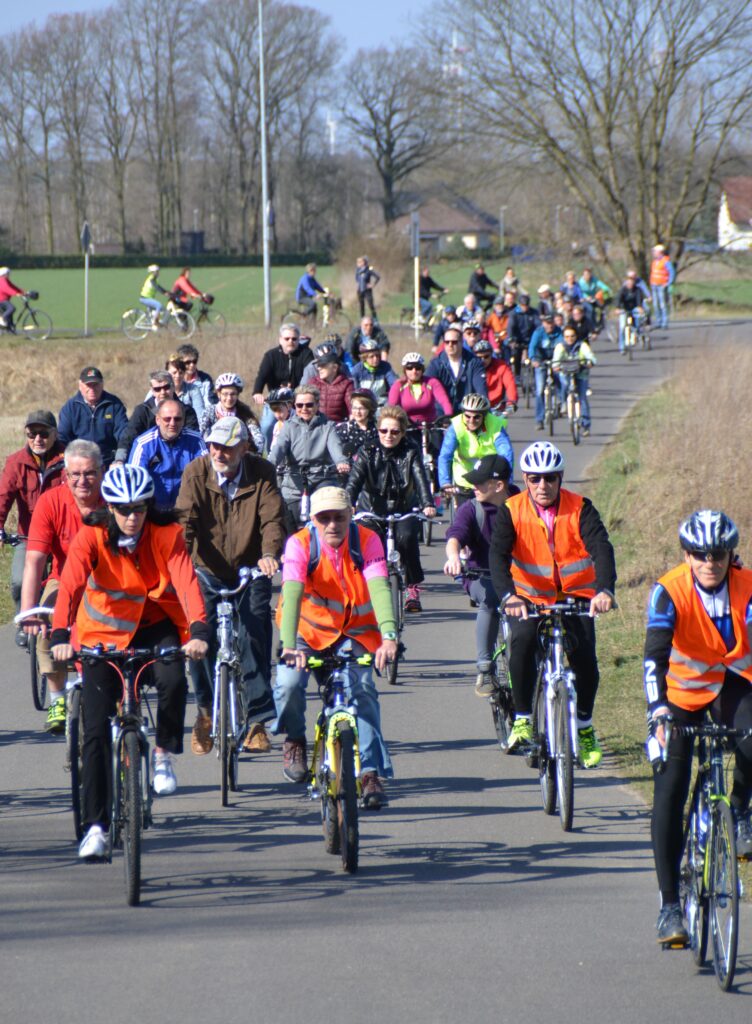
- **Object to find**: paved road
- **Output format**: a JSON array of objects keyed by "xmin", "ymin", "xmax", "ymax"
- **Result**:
[{"xmin": 3, "ymin": 321, "xmax": 752, "ymax": 1021}]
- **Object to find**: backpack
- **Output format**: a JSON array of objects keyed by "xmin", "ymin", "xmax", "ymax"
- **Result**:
[{"xmin": 306, "ymin": 521, "xmax": 364, "ymax": 575}]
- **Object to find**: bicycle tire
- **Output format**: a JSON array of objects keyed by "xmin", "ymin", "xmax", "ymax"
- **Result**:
[
  {"xmin": 709, "ymin": 800, "xmax": 738, "ymax": 990},
  {"xmin": 29, "ymin": 634, "xmax": 47, "ymax": 711},
  {"xmin": 281, "ymin": 308, "xmax": 312, "ymax": 330},
  {"xmin": 315, "ymin": 728, "xmax": 340, "ymax": 855},
  {"xmin": 490, "ymin": 657, "xmax": 515, "ymax": 751},
  {"xmin": 219, "ymin": 664, "xmax": 230, "ymax": 806},
  {"xmin": 544, "ymin": 386, "xmax": 555, "ymax": 437},
  {"xmin": 228, "ymin": 677, "xmax": 243, "ymax": 793},
  {"xmin": 680, "ymin": 798, "xmax": 708, "ymax": 965},
  {"xmin": 570, "ymin": 396, "xmax": 580, "ymax": 446},
  {"xmin": 643, "ymin": 330, "xmax": 651, "ymax": 351},
  {"xmin": 19, "ymin": 308, "xmax": 53, "ymax": 341},
  {"xmin": 198, "ymin": 309, "xmax": 226, "ymax": 335},
  {"xmin": 336, "ymin": 723, "xmax": 359, "ymax": 873},
  {"xmin": 536, "ymin": 680, "xmax": 556, "ymax": 814},
  {"xmin": 328, "ymin": 310, "xmax": 352, "ymax": 332},
  {"xmin": 555, "ymin": 691, "xmax": 574, "ymax": 832},
  {"xmin": 168, "ymin": 310, "xmax": 195, "ymax": 339},
  {"xmin": 66, "ymin": 687, "xmax": 84, "ymax": 840},
  {"xmin": 386, "ymin": 573, "xmax": 401, "ymax": 686},
  {"xmin": 121, "ymin": 309, "xmax": 150, "ymax": 340},
  {"xmin": 122, "ymin": 730, "xmax": 143, "ymax": 907}
]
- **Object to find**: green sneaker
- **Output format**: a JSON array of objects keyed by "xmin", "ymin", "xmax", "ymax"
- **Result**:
[
  {"xmin": 578, "ymin": 725, "xmax": 602, "ymax": 768},
  {"xmin": 506, "ymin": 716, "xmax": 533, "ymax": 752},
  {"xmin": 45, "ymin": 695, "xmax": 66, "ymax": 735}
]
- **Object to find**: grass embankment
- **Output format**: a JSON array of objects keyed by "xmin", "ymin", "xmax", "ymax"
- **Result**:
[{"xmin": 590, "ymin": 345, "xmax": 752, "ymax": 797}]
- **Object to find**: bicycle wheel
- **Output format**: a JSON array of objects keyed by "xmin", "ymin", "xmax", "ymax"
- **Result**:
[
  {"xmin": 490, "ymin": 654, "xmax": 515, "ymax": 751},
  {"xmin": 709, "ymin": 800, "xmax": 738, "ymax": 990},
  {"xmin": 642, "ymin": 329, "xmax": 651, "ymax": 351},
  {"xmin": 555, "ymin": 690, "xmax": 574, "ymax": 832},
  {"xmin": 28, "ymin": 634, "xmax": 47, "ymax": 711},
  {"xmin": 680, "ymin": 800, "xmax": 708, "ymax": 964},
  {"xmin": 122, "ymin": 730, "xmax": 143, "ymax": 907},
  {"xmin": 219, "ymin": 664, "xmax": 230, "ymax": 807},
  {"xmin": 626, "ymin": 325, "xmax": 634, "ymax": 361},
  {"xmin": 386, "ymin": 573, "xmax": 401, "ymax": 686},
  {"xmin": 120, "ymin": 309, "xmax": 147, "ymax": 340},
  {"xmin": 168, "ymin": 311, "xmax": 195, "ymax": 339},
  {"xmin": 570, "ymin": 395, "xmax": 580, "ymax": 446},
  {"xmin": 335, "ymin": 722, "xmax": 359, "ymax": 873},
  {"xmin": 536, "ymin": 680, "xmax": 556, "ymax": 815},
  {"xmin": 281, "ymin": 308, "xmax": 311, "ymax": 329},
  {"xmin": 329, "ymin": 309, "xmax": 352, "ymax": 332},
  {"xmin": 198, "ymin": 309, "xmax": 226, "ymax": 335},
  {"xmin": 66, "ymin": 686, "xmax": 84, "ymax": 841},
  {"xmin": 19, "ymin": 308, "xmax": 53, "ymax": 341},
  {"xmin": 228, "ymin": 679, "xmax": 242, "ymax": 793},
  {"xmin": 544, "ymin": 386, "xmax": 555, "ymax": 437}
]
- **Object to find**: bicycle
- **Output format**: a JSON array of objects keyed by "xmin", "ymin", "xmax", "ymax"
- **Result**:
[
  {"xmin": 12, "ymin": 583, "xmax": 49, "ymax": 712},
  {"xmin": 556, "ymin": 358, "xmax": 588, "ymax": 446},
  {"xmin": 399, "ymin": 300, "xmax": 447, "ymax": 332},
  {"xmin": 656, "ymin": 716, "xmax": 751, "ymax": 989},
  {"xmin": 520, "ymin": 599, "xmax": 594, "ymax": 832},
  {"xmin": 0, "ymin": 291, "xmax": 53, "ymax": 341},
  {"xmin": 306, "ymin": 648, "xmax": 371, "ymax": 874},
  {"xmin": 621, "ymin": 312, "xmax": 648, "ymax": 361},
  {"xmin": 537, "ymin": 360, "xmax": 558, "ymax": 437},
  {"xmin": 282, "ymin": 292, "xmax": 351, "ymax": 333},
  {"xmin": 519, "ymin": 355, "xmax": 534, "ymax": 409},
  {"xmin": 353, "ymin": 510, "xmax": 432, "ymax": 686},
  {"xmin": 120, "ymin": 302, "xmax": 196, "ymax": 341},
  {"xmin": 406, "ymin": 423, "xmax": 438, "ymax": 545},
  {"xmin": 210, "ymin": 565, "xmax": 269, "ymax": 807},
  {"xmin": 192, "ymin": 294, "xmax": 227, "ymax": 335}
]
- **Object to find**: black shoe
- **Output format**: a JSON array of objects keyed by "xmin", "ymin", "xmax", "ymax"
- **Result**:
[
  {"xmin": 656, "ymin": 903, "xmax": 689, "ymax": 947},
  {"xmin": 535, "ymin": 422, "xmax": 544, "ymax": 431}
]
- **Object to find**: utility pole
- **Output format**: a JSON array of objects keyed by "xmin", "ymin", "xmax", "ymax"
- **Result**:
[
  {"xmin": 259, "ymin": 0, "xmax": 271, "ymax": 327},
  {"xmin": 498, "ymin": 205, "xmax": 507, "ymax": 255}
]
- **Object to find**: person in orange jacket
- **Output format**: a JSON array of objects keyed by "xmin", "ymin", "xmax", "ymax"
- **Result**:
[{"xmin": 473, "ymin": 339, "xmax": 518, "ymax": 409}]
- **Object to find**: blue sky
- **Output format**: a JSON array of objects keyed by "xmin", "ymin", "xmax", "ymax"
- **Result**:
[{"xmin": 8, "ymin": 0, "xmax": 421, "ymax": 52}]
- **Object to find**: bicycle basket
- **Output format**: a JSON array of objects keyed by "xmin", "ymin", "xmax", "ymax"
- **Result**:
[
  {"xmin": 26, "ymin": 290, "xmax": 39, "ymax": 301},
  {"xmin": 203, "ymin": 293, "xmax": 214, "ymax": 305}
]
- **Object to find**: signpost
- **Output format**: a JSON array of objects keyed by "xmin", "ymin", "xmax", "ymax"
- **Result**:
[{"xmin": 80, "ymin": 221, "xmax": 92, "ymax": 337}]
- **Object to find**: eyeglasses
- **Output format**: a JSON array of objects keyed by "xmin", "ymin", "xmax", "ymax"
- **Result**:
[
  {"xmin": 527, "ymin": 473, "xmax": 560, "ymax": 484},
  {"xmin": 687, "ymin": 549, "xmax": 729, "ymax": 563},
  {"xmin": 183, "ymin": 359, "xmax": 197, "ymax": 366},
  {"xmin": 295, "ymin": 402, "xmax": 316, "ymax": 409},
  {"xmin": 160, "ymin": 417, "xmax": 184, "ymax": 424},
  {"xmin": 378, "ymin": 428, "xmax": 402, "ymax": 436},
  {"xmin": 26, "ymin": 429, "xmax": 50, "ymax": 439},
  {"xmin": 113, "ymin": 503, "xmax": 148, "ymax": 516},
  {"xmin": 445, "ymin": 338, "xmax": 461, "ymax": 344},
  {"xmin": 152, "ymin": 384, "xmax": 171, "ymax": 392},
  {"xmin": 314, "ymin": 511, "xmax": 348, "ymax": 524},
  {"xmin": 67, "ymin": 471, "xmax": 98, "ymax": 481}
]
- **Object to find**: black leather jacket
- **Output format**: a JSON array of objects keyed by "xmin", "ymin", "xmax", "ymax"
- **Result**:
[{"xmin": 346, "ymin": 438, "xmax": 433, "ymax": 514}]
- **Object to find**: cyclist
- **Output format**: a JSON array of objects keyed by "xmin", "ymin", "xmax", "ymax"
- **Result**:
[
  {"xmin": 456, "ymin": 293, "xmax": 483, "ymax": 325},
  {"xmin": 536, "ymin": 284, "xmax": 556, "ymax": 319},
  {"xmin": 346, "ymin": 404, "xmax": 436, "ymax": 613},
  {"xmin": 57, "ymin": 366, "xmax": 128, "ymax": 468},
  {"xmin": 115, "ymin": 370, "xmax": 200, "ymax": 462},
  {"xmin": 139, "ymin": 264, "xmax": 170, "ymax": 326},
  {"xmin": 128, "ymin": 399, "xmax": 207, "ymax": 509},
  {"xmin": 252, "ymin": 324, "xmax": 314, "ymax": 447},
  {"xmin": 426, "ymin": 325, "xmax": 487, "ymax": 413},
  {"xmin": 295, "ymin": 262, "xmax": 327, "ymax": 318},
  {"xmin": 0, "ymin": 266, "xmax": 28, "ymax": 331},
  {"xmin": 387, "ymin": 352, "xmax": 452, "ymax": 425},
  {"xmin": 649, "ymin": 244, "xmax": 674, "ymax": 329},
  {"xmin": 176, "ymin": 417, "xmax": 286, "ymax": 756},
  {"xmin": 419, "ymin": 265, "xmax": 447, "ymax": 319},
  {"xmin": 578, "ymin": 267, "xmax": 611, "ymax": 324},
  {"xmin": 432, "ymin": 304, "xmax": 460, "ymax": 350},
  {"xmin": 473, "ymin": 340, "xmax": 518, "ymax": 410},
  {"xmin": 568, "ymin": 303, "xmax": 595, "ymax": 341},
  {"xmin": 528, "ymin": 315, "xmax": 562, "ymax": 431},
  {"xmin": 203, "ymin": 373, "xmax": 264, "ymax": 453},
  {"xmin": 615, "ymin": 269, "xmax": 651, "ymax": 354},
  {"xmin": 310, "ymin": 343, "xmax": 353, "ymax": 423},
  {"xmin": 355, "ymin": 256, "xmax": 380, "ymax": 318},
  {"xmin": 275, "ymin": 486, "xmax": 396, "ymax": 807},
  {"xmin": 49, "ymin": 465, "xmax": 209, "ymax": 859},
  {"xmin": 176, "ymin": 343, "xmax": 215, "ymax": 408},
  {"xmin": 560, "ymin": 270, "xmax": 583, "ymax": 304},
  {"xmin": 444, "ymin": 454, "xmax": 513, "ymax": 695},
  {"xmin": 438, "ymin": 393, "xmax": 514, "ymax": 500},
  {"xmin": 164, "ymin": 352, "xmax": 207, "ymax": 426},
  {"xmin": 335, "ymin": 389, "xmax": 379, "ymax": 460},
  {"xmin": 19, "ymin": 440, "xmax": 105, "ymax": 733},
  {"xmin": 506, "ymin": 293, "xmax": 540, "ymax": 377},
  {"xmin": 645, "ymin": 510, "xmax": 752, "ymax": 946},
  {"xmin": 489, "ymin": 442, "xmax": 616, "ymax": 763},
  {"xmin": 171, "ymin": 267, "xmax": 206, "ymax": 311},
  {"xmin": 266, "ymin": 387, "xmax": 295, "ymax": 449},
  {"xmin": 468, "ymin": 264, "xmax": 499, "ymax": 310},
  {"xmin": 346, "ymin": 316, "xmax": 389, "ymax": 367},
  {"xmin": 269, "ymin": 384, "xmax": 349, "ymax": 530},
  {"xmin": 0, "ymin": 410, "xmax": 65, "ymax": 644},
  {"xmin": 350, "ymin": 338, "xmax": 397, "ymax": 406},
  {"xmin": 552, "ymin": 325, "xmax": 596, "ymax": 436},
  {"xmin": 302, "ymin": 333, "xmax": 352, "ymax": 382}
]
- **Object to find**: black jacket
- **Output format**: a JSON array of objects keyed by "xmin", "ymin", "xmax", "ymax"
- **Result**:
[
  {"xmin": 116, "ymin": 397, "xmax": 198, "ymax": 461},
  {"xmin": 346, "ymin": 324, "xmax": 390, "ymax": 363},
  {"xmin": 507, "ymin": 307, "xmax": 540, "ymax": 349},
  {"xmin": 346, "ymin": 438, "xmax": 433, "ymax": 515},
  {"xmin": 252, "ymin": 345, "xmax": 314, "ymax": 395}
]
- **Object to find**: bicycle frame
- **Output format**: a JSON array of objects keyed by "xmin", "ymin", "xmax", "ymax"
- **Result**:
[
  {"xmin": 538, "ymin": 616, "xmax": 580, "ymax": 766},
  {"xmin": 307, "ymin": 654, "xmax": 365, "ymax": 803}
]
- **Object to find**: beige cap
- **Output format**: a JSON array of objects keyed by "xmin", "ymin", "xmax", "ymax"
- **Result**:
[{"xmin": 310, "ymin": 486, "xmax": 350, "ymax": 517}]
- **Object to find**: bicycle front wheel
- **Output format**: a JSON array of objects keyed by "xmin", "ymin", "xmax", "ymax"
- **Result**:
[
  {"xmin": 680, "ymin": 799, "xmax": 708, "ymax": 965},
  {"xmin": 536, "ymin": 682, "xmax": 556, "ymax": 815},
  {"xmin": 491, "ymin": 653, "xmax": 515, "ymax": 751},
  {"xmin": 66, "ymin": 687, "xmax": 84, "ymax": 840},
  {"xmin": 121, "ymin": 309, "xmax": 150, "ymax": 340},
  {"xmin": 709, "ymin": 800, "xmax": 738, "ymax": 990},
  {"xmin": 219, "ymin": 664, "xmax": 230, "ymax": 807},
  {"xmin": 19, "ymin": 308, "xmax": 53, "ymax": 341},
  {"xmin": 570, "ymin": 397, "xmax": 581, "ymax": 446},
  {"xmin": 29, "ymin": 634, "xmax": 47, "ymax": 711},
  {"xmin": 555, "ymin": 691, "xmax": 574, "ymax": 831},
  {"xmin": 168, "ymin": 310, "xmax": 195, "ymax": 339},
  {"xmin": 544, "ymin": 386, "xmax": 555, "ymax": 437},
  {"xmin": 198, "ymin": 309, "xmax": 226, "ymax": 335},
  {"xmin": 386, "ymin": 573, "xmax": 402, "ymax": 686},
  {"xmin": 122, "ymin": 730, "xmax": 143, "ymax": 907},
  {"xmin": 336, "ymin": 722, "xmax": 359, "ymax": 873}
]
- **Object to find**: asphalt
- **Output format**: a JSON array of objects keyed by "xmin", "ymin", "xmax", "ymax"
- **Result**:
[{"xmin": 3, "ymin": 319, "xmax": 752, "ymax": 1021}]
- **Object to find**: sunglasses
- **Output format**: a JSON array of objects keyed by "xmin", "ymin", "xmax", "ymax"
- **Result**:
[
  {"xmin": 314, "ymin": 511, "xmax": 348, "ymax": 524},
  {"xmin": 113, "ymin": 503, "xmax": 148, "ymax": 516},
  {"xmin": 378, "ymin": 428, "xmax": 402, "ymax": 436},
  {"xmin": 152, "ymin": 384, "xmax": 171, "ymax": 392},
  {"xmin": 527, "ymin": 473, "xmax": 560, "ymax": 484},
  {"xmin": 405, "ymin": 364, "xmax": 423, "ymax": 371},
  {"xmin": 26, "ymin": 429, "xmax": 50, "ymax": 439},
  {"xmin": 183, "ymin": 359, "xmax": 197, "ymax": 365},
  {"xmin": 159, "ymin": 416, "xmax": 184, "ymax": 423},
  {"xmin": 688, "ymin": 549, "xmax": 729, "ymax": 562},
  {"xmin": 295, "ymin": 402, "xmax": 316, "ymax": 409}
]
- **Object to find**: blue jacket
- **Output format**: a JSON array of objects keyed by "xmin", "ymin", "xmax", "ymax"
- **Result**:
[
  {"xmin": 295, "ymin": 273, "xmax": 325, "ymax": 302},
  {"xmin": 128, "ymin": 427, "xmax": 207, "ymax": 508},
  {"xmin": 58, "ymin": 391, "xmax": 128, "ymax": 466},
  {"xmin": 426, "ymin": 351, "xmax": 487, "ymax": 413},
  {"xmin": 528, "ymin": 325, "xmax": 562, "ymax": 362},
  {"xmin": 350, "ymin": 360, "xmax": 397, "ymax": 405}
]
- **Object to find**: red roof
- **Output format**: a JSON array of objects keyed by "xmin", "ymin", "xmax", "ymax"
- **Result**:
[
  {"xmin": 394, "ymin": 199, "xmax": 492, "ymax": 234},
  {"xmin": 722, "ymin": 177, "xmax": 752, "ymax": 225}
]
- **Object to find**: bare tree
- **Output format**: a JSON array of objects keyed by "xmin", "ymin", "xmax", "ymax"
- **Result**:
[
  {"xmin": 340, "ymin": 47, "xmax": 438, "ymax": 226},
  {"xmin": 442, "ymin": 0, "xmax": 752, "ymax": 275},
  {"xmin": 0, "ymin": 35, "xmax": 33, "ymax": 252},
  {"xmin": 26, "ymin": 38, "xmax": 60, "ymax": 254}
]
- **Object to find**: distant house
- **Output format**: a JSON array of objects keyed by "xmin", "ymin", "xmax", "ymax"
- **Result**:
[
  {"xmin": 393, "ymin": 196, "xmax": 497, "ymax": 257},
  {"xmin": 718, "ymin": 177, "xmax": 752, "ymax": 250}
]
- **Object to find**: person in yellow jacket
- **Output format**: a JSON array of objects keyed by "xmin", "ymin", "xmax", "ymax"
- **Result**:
[
  {"xmin": 274, "ymin": 486, "xmax": 397, "ymax": 808},
  {"xmin": 437, "ymin": 392, "xmax": 514, "ymax": 495},
  {"xmin": 489, "ymin": 441, "xmax": 616, "ymax": 763},
  {"xmin": 644, "ymin": 509, "xmax": 752, "ymax": 947},
  {"xmin": 50, "ymin": 465, "xmax": 209, "ymax": 860},
  {"xmin": 139, "ymin": 263, "xmax": 170, "ymax": 327}
]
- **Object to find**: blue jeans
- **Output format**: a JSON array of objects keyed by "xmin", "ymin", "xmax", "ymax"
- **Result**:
[
  {"xmin": 260, "ymin": 404, "xmax": 276, "ymax": 448},
  {"xmin": 533, "ymin": 364, "xmax": 551, "ymax": 424},
  {"xmin": 651, "ymin": 285, "xmax": 669, "ymax": 327},
  {"xmin": 187, "ymin": 568, "xmax": 276, "ymax": 723},
  {"xmin": 272, "ymin": 638, "xmax": 393, "ymax": 777},
  {"xmin": 140, "ymin": 297, "xmax": 164, "ymax": 316},
  {"xmin": 420, "ymin": 298, "xmax": 433, "ymax": 318},
  {"xmin": 559, "ymin": 373, "xmax": 591, "ymax": 429},
  {"xmin": 618, "ymin": 309, "xmax": 641, "ymax": 352}
]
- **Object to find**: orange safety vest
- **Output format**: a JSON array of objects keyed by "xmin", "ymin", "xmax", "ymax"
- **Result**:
[
  {"xmin": 649, "ymin": 256, "xmax": 671, "ymax": 286},
  {"xmin": 507, "ymin": 489, "xmax": 596, "ymax": 604},
  {"xmin": 74, "ymin": 522, "xmax": 198, "ymax": 648},
  {"xmin": 276, "ymin": 524, "xmax": 382, "ymax": 653},
  {"xmin": 659, "ymin": 563, "xmax": 752, "ymax": 711}
]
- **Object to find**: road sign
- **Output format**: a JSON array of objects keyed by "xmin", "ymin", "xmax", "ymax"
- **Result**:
[{"xmin": 80, "ymin": 221, "xmax": 92, "ymax": 254}]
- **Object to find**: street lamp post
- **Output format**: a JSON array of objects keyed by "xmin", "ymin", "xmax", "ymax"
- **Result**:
[
  {"xmin": 259, "ymin": 0, "xmax": 271, "ymax": 327},
  {"xmin": 499, "ymin": 205, "xmax": 507, "ymax": 255}
]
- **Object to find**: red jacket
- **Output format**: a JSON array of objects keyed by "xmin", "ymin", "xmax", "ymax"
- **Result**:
[
  {"xmin": 315, "ymin": 372, "xmax": 353, "ymax": 423},
  {"xmin": 0, "ymin": 443, "xmax": 65, "ymax": 534},
  {"xmin": 484, "ymin": 358, "xmax": 518, "ymax": 407},
  {"xmin": 0, "ymin": 277, "xmax": 24, "ymax": 302}
]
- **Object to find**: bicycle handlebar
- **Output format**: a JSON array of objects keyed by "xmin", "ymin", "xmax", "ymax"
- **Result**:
[
  {"xmin": 76, "ymin": 644, "xmax": 184, "ymax": 665},
  {"xmin": 217, "ymin": 565, "xmax": 274, "ymax": 599},
  {"xmin": 1, "ymin": 532, "xmax": 27, "ymax": 547},
  {"xmin": 306, "ymin": 651, "xmax": 373, "ymax": 670},
  {"xmin": 507, "ymin": 598, "xmax": 597, "ymax": 618},
  {"xmin": 15, "ymin": 606, "xmax": 53, "ymax": 624},
  {"xmin": 353, "ymin": 510, "xmax": 434, "ymax": 525}
]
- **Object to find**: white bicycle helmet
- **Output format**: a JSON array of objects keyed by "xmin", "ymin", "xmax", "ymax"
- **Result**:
[
  {"xmin": 0, "ymin": 267, "xmax": 9, "ymax": 277},
  {"xmin": 101, "ymin": 464, "xmax": 155, "ymax": 505},
  {"xmin": 519, "ymin": 441, "xmax": 565, "ymax": 475},
  {"xmin": 147, "ymin": 264, "xmax": 159, "ymax": 273},
  {"xmin": 401, "ymin": 351, "xmax": 425, "ymax": 367},
  {"xmin": 215, "ymin": 372, "xmax": 244, "ymax": 391},
  {"xmin": 359, "ymin": 338, "xmax": 379, "ymax": 352},
  {"xmin": 679, "ymin": 510, "xmax": 738, "ymax": 553},
  {"xmin": 460, "ymin": 393, "xmax": 490, "ymax": 414}
]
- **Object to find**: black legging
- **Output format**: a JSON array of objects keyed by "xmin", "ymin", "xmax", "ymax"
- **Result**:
[
  {"xmin": 651, "ymin": 672, "xmax": 752, "ymax": 904},
  {"xmin": 81, "ymin": 619, "xmax": 187, "ymax": 830}
]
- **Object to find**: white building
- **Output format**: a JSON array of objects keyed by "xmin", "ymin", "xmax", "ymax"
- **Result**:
[{"xmin": 718, "ymin": 177, "xmax": 752, "ymax": 251}]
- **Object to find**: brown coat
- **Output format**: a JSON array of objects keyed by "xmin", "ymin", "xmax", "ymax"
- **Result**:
[{"xmin": 175, "ymin": 452, "xmax": 287, "ymax": 583}]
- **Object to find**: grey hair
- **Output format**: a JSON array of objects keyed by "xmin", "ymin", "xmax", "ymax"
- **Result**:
[
  {"xmin": 295, "ymin": 383, "xmax": 320, "ymax": 401},
  {"xmin": 279, "ymin": 323, "xmax": 300, "ymax": 339},
  {"xmin": 64, "ymin": 439, "xmax": 103, "ymax": 468},
  {"xmin": 149, "ymin": 369, "xmax": 173, "ymax": 386}
]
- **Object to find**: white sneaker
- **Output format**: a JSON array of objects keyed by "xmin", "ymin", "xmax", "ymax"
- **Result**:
[
  {"xmin": 79, "ymin": 824, "xmax": 109, "ymax": 859},
  {"xmin": 152, "ymin": 752, "xmax": 177, "ymax": 796}
]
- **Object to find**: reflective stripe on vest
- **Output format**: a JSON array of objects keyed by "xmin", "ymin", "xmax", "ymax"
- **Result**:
[
  {"xmin": 451, "ymin": 413, "xmax": 506, "ymax": 487},
  {"xmin": 82, "ymin": 592, "xmax": 141, "ymax": 634},
  {"xmin": 86, "ymin": 573, "xmax": 146, "ymax": 604},
  {"xmin": 659, "ymin": 562, "xmax": 752, "ymax": 710}
]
